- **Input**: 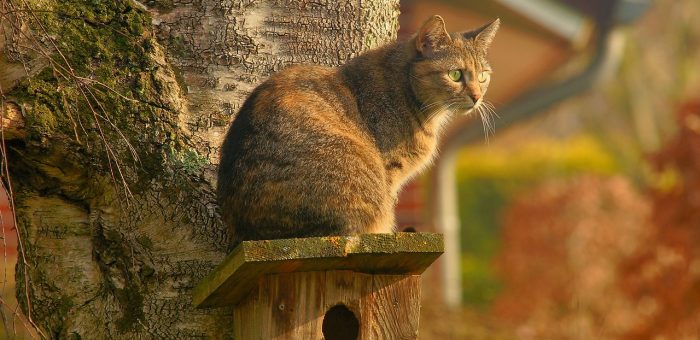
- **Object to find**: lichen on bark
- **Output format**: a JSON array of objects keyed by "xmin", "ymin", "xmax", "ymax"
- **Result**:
[
  {"xmin": 3, "ymin": 0, "xmax": 399, "ymax": 337},
  {"xmin": 7, "ymin": 0, "xmax": 230, "ymax": 337}
]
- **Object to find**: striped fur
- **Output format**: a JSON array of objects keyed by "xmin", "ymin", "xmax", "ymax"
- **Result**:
[{"xmin": 218, "ymin": 15, "xmax": 499, "ymax": 245}]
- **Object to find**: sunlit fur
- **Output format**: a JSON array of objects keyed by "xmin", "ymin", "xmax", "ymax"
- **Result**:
[{"xmin": 217, "ymin": 15, "xmax": 499, "ymax": 246}]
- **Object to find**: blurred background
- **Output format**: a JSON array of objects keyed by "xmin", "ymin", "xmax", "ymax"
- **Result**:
[
  {"xmin": 2, "ymin": 0, "xmax": 700, "ymax": 338},
  {"xmin": 393, "ymin": 0, "xmax": 700, "ymax": 338}
]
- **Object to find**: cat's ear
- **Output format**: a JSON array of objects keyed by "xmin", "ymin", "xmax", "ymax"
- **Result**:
[
  {"xmin": 466, "ymin": 18, "xmax": 500, "ymax": 50},
  {"xmin": 416, "ymin": 15, "xmax": 452, "ymax": 57},
  {"xmin": 472, "ymin": 18, "xmax": 501, "ymax": 49}
]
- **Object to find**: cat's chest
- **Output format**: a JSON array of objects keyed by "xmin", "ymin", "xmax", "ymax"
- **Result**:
[{"xmin": 383, "ymin": 129, "xmax": 439, "ymax": 192}]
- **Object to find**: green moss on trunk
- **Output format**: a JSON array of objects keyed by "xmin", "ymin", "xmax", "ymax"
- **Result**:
[
  {"xmin": 8, "ymin": 0, "xmax": 209, "ymax": 336},
  {"xmin": 8, "ymin": 0, "xmax": 191, "ymax": 187}
]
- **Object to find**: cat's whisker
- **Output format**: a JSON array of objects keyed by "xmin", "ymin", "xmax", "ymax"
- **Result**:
[
  {"xmin": 426, "ymin": 99, "xmax": 461, "ymax": 121},
  {"xmin": 486, "ymin": 107, "xmax": 496, "ymax": 134},
  {"xmin": 480, "ymin": 104, "xmax": 491, "ymax": 127},
  {"xmin": 421, "ymin": 97, "xmax": 458, "ymax": 110},
  {"xmin": 484, "ymin": 101, "xmax": 500, "ymax": 119},
  {"xmin": 412, "ymin": 98, "xmax": 459, "ymax": 140},
  {"xmin": 486, "ymin": 104, "xmax": 499, "ymax": 134},
  {"xmin": 477, "ymin": 104, "xmax": 496, "ymax": 143},
  {"xmin": 478, "ymin": 107, "xmax": 489, "ymax": 142},
  {"xmin": 420, "ymin": 101, "xmax": 447, "ymax": 112},
  {"xmin": 419, "ymin": 105, "xmax": 443, "ymax": 122},
  {"xmin": 420, "ymin": 98, "xmax": 459, "ymax": 122}
]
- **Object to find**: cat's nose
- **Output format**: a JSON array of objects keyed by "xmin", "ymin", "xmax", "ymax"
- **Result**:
[{"xmin": 470, "ymin": 92, "xmax": 481, "ymax": 103}]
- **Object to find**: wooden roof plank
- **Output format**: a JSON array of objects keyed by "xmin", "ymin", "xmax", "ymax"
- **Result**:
[{"xmin": 192, "ymin": 232, "xmax": 443, "ymax": 308}]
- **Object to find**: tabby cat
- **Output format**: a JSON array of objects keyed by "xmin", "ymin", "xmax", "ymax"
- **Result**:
[{"xmin": 217, "ymin": 15, "xmax": 500, "ymax": 245}]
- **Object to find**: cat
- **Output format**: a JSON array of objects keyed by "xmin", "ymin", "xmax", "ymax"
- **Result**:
[{"xmin": 217, "ymin": 15, "xmax": 499, "ymax": 246}]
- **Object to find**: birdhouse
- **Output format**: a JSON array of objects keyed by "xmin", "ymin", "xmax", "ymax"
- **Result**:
[{"xmin": 192, "ymin": 232, "xmax": 443, "ymax": 339}]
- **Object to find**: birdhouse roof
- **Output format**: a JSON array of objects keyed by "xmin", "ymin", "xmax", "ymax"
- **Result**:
[{"xmin": 192, "ymin": 232, "xmax": 443, "ymax": 308}]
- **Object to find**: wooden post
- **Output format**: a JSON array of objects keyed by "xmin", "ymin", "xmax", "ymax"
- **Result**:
[{"xmin": 193, "ymin": 232, "xmax": 443, "ymax": 339}]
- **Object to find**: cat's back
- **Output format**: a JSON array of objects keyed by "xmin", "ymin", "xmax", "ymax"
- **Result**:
[
  {"xmin": 264, "ymin": 64, "xmax": 335, "ymax": 88},
  {"xmin": 249, "ymin": 64, "xmax": 358, "ymax": 122},
  {"xmin": 218, "ymin": 63, "xmax": 388, "ymax": 243},
  {"xmin": 227, "ymin": 64, "xmax": 372, "ymax": 155}
]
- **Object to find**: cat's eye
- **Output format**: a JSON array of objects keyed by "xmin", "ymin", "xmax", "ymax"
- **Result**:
[
  {"xmin": 448, "ymin": 70, "xmax": 462, "ymax": 82},
  {"xmin": 478, "ymin": 71, "xmax": 490, "ymax": 83}
]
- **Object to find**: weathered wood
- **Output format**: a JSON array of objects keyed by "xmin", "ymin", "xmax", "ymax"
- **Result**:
[
  {"xmin": 232, "ymin": 270, "xmax": 421, "ymax": 340},
  {"xmin": 363, "ymin": 275, "xmax": 421, "ymax": 339},
  {"xmin": 193, "ymin": 232, "xmax": 443, "ymax": 308}
]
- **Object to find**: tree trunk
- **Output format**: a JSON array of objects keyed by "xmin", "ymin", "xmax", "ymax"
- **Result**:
[{"xmin": 1, "ymin": 0, "xmax": 399, "ymax": 337}]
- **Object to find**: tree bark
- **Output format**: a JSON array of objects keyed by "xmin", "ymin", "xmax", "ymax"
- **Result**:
[{"xmin": 1, "ymin": 0, "xmax": 399, "ymax": 337}]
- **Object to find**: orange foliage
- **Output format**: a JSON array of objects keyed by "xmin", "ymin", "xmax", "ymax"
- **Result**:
[
  {"xmin": 494, "ymin": 176, "xmax": 651, "ymax": 339},
  {"xmin": 494, "ymin": 100, "xmax": 700, "ymax": 339},
  {"xmin": 620, "ymin": 100, "xmax": 700, "ymax": 338}
]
